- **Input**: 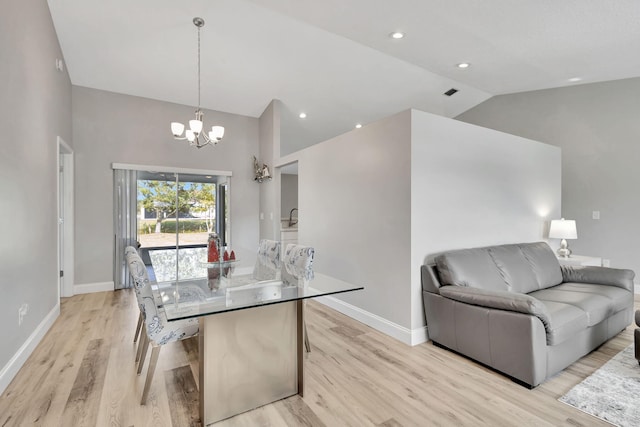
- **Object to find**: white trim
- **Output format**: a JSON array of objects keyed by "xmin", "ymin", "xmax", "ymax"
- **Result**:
[
  {"xmin": 73, "ymin": 281, "xmax": 114, "ymax": 294},
  {"xmin": 635, "ymin": 283, "xmax": 639, "ymax": 294},
  {"xmin": 57, "ymin": 136, "xmax": 75, "ymax": 298},
  {"xmin": 314, "ymin": 295, "xmax": 428, "ymax": 346},
  {"xmin": 111, "ymin": 162, "xmax": 232, "ymax": 177},
  {"xmin": 0, "ymin": 304, "xmax": 60, "ymax": 395}
]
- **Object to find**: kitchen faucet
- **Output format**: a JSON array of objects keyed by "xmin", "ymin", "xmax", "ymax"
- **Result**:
[{"xmin": 288, "ymin": 208, "xmax": 298, "ymax": 227}]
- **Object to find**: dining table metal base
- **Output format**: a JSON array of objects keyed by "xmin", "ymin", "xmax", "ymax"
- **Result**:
[{"xmin": 199, "ymin": 300, "xmax": 304, "ymax": 425}]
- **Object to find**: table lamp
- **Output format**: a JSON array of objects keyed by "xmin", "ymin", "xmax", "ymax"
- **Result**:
[{"xmin": 549, "ymin": 218, "xmax": 577, "ymax": 258}]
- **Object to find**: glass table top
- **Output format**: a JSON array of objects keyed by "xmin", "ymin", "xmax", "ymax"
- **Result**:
[
  {"xmin": 149, "ymin": 248, "xmax": 364, "ymax": 321},
  {"xmin": 153, "ymin": 273, "xmax": 363, "ymax": 321}
]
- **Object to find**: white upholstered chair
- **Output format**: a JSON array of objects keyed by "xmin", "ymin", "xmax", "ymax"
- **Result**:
[
  {"xmin": 124, "ymin": 246, "xmax": 145, "ymax": 346},
  {"xmin": 125, "ymin": 247, "xmax": 199, "ymax": 404},
  {"xmin": 282, "ymin": 244, "xmax": 315, "ymax": 352},
  {"xmin": 252, "ymin": 239, "xmax": 281, "ymax": 281}
]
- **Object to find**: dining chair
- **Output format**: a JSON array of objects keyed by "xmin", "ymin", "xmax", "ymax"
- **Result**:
[
  {"xmin": 253, "ymin": 239, "xmax": 281, "ymax": 280},
  {"xmin": 124, "ymin": 247, "xmax": 145, "ymax": 344},
  {"xmin": 148, "ymin": 247, "xmax": 208, "ymax": 282},
  {"xmin": 125, "ymin": 247, "xmax": 199, "ymax": 404},
  {"xmin": 282, "ymin": 244, "xmax": 315, "ymax": 353}
]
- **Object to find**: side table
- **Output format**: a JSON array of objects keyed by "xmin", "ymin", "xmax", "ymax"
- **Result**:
[{"xmin": 557, "ymin": 255, "xmax": 602, "ymax": 267}]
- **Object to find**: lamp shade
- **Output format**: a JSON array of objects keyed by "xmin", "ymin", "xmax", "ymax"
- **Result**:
[{"xmin": 549, "ymin": 218, "xmax": 577, "ymax": 239}]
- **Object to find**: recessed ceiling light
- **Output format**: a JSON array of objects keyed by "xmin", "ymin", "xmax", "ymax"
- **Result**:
[
  {"xmin": 355, "ymin": 123, "xmax": 362, "ymax": 129},
  {"xmin": 299, "ymin": 112, "xmax": 307, "ymax": 119},
  {"xmin": 456, "ymin": 63, "xmax": 470, "ymax": 69},
  {"xmin": 390, "ymin": 32, "xmax": 404, "ymax": 39},
  {"xmin": 568, "ymin": 77, "xmax": 582, "ymax": 82}
]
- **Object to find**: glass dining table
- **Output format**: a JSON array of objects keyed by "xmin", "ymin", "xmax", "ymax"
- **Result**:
[{"xmin": 148, "ymin": 247, "xmax": 363, "ymax": 425}]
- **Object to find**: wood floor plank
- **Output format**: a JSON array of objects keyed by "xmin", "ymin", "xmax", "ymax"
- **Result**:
[
  {"xmin": 60, "ymin": 338, "xmax": 110, "ymax": 427},
  {"xmin": 164, "ymin": 365, "xmax": 201, "ymax": 427},
  {"xmin": 275, "ymin": 396, "xmax": 326, "ymax": 427}
]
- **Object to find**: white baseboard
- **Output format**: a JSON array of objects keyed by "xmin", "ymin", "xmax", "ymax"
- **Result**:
[
  {"xmin": 73, "ymin": 281, "xmax": 114, "ymax": 295},
  {"xmin": 315, "ymin": 295, "xmax": 428, "ymax": 346},
  {"xmin": 0, "ymin": 303, "xmax": 60, "ymax": 395}
]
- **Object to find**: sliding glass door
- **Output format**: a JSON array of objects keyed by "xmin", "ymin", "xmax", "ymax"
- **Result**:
[
  {"xmin": 136, "ymin": 172, "xmax": 229, "ymax": 249},
  {"xmin": 113, "ymin": 164, "xmax": 231, "ymax": 289}
]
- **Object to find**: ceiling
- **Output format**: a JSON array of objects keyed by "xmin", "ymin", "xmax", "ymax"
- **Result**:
[{"xmin": 48, "ymin": 0, "xmax": 640, "ymax": 154}]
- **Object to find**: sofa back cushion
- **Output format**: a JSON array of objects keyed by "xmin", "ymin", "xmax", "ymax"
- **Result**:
[
  {"xmin": 435, "ymin": 248, "xmax": 509, "ymax": 292},
  {"xmin": 484, "ymin": 245, "xmax": 539, "ymax": 293},
  {"xmin": 435, "ymin": 242, "xmax": 563, "ymax": 293},
  {"xmin": 519, "ymin": 242, "xmax": 564, "ymax": 290}
]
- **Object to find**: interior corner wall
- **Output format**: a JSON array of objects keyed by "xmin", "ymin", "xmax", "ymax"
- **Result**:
[
  {"xmin": 456, "ymin": 78, "xmax": 640, "ymax": 277},
  {"xmin": 72, "ymin": 86, "xmax": 259, "ymax": 284},
  {"xmin": 0, "ymin": 0, "xmax": 72, "ymax": 389},
  {"xmin": 410, "ymin": 110, "xmax": 561, "ymax": 332},
  {"xmin": 295, "ymin": 110, "xmax": 413, "ymax": 333},
  {"xmin": 258, "ymin": 100, "xmax": 281, "ymax": 241}
]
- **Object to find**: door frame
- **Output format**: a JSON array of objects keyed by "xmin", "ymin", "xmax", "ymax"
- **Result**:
[{"xmin": 57, "ymin": 136, "xmax": 75, "ymax": 298}]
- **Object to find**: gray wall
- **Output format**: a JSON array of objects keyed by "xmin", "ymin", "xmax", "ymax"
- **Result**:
[
  {"xmin": 295, "ymin": 111, "xmax": 413, "ymax": 329},
  {"xmin": 0, "ymin": 0, "xmax": 72, "ymax": 378},
  {"xmin": 410, "ymin": 110, "xmax": 561, "ymax": 331},
  {"xmin": 457, "ymin": 78, "xmax": 640, "ymax": 276},
  {"xmin": 72, "ymin": 86, "xmax": 260, "ymax": 284},
  {"xmin": 280, "ymin": 174, "xmax": 298, "ymax": 219},
  {"xmin": 258, "ymin": 100, "xmax": 281, "ymax": 241}
]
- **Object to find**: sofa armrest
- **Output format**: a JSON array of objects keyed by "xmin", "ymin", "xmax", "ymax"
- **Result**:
[
  {"xmin": 561, "ymin": 265, "xmax": 635, "ymax": 292},
  {"xmin": 438, "ymin": 286, "xmax": 551, "ymax": 331}
]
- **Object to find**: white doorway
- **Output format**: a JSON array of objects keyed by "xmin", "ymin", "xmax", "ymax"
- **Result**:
[{"xmin": 57, "ymin": 136, "xmax": 74, "ymax": 298}]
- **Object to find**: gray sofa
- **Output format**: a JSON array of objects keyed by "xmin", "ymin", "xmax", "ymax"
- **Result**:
[{"xmin": 422, "ymin": 242, "xmax": 635, "ymax": 387}]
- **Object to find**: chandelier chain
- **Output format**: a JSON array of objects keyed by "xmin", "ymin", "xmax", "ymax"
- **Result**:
[{"xmin": 197, "ymin": 24, "xmax": 201, "ymax": 110}]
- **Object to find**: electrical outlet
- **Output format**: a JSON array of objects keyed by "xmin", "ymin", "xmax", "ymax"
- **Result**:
[
  {"xmin": 260, "ymin": 212, "xmax": 264, "ymax": 220},
  {"xmin": 602, "ymin": 259, "xmax": 611, "ymax": 267},
  {"xmin": 592, "ymin": 211, "xmax": 600, "ymax": 220}
]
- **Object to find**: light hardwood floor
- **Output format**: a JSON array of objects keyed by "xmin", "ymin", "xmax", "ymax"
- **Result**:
[{"xmin": 0, "ymin": 290, "xmax": 637, "ymax": 426}]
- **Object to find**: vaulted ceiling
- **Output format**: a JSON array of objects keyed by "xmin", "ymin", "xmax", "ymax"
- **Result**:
[{"xmin": 48, "ymin": 0, "xmax": 640, "ymax": 154}]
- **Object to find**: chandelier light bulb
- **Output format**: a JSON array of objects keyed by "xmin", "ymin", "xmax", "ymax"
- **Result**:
[
  {"xmin": 185, "ymin": 130, "xmax": 195, "ymax": 142},
  {"xmin": 171, "ymin": 122, "xmax": 185, "ymax": 137},
  {"xmin": 189, "ymin": 119, "xmax": 203, "ymax": 134},
  {"xmin": 210, "ymin": 126, "xmax": 225, "ymax": 141}
]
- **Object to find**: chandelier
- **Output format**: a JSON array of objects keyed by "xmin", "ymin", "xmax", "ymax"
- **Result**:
[{"xmin": 170, "ymin": 17, "xmax": 225, "ymax": 148}]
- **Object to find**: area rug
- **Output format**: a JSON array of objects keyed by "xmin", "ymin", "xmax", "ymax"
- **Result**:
[{"xmin": 559, "ymin": 344, "xmax": 640, "ymax": 427}]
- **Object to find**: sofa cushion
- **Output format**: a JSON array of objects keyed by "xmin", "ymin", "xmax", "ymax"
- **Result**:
[
  {"xmin": 518, "ymin": 242, "xmax": 563, "ymax": 290},
  {"xmin": 435, "ymin": 242, "xmax": 562, "ymax": 293},
  {"xmin": 485, "ymin": 245, "xmax": 539, "ymax": 294},
  {"xmin": 435, "ymin": 248, "xmax": 508, "ymax": 291},
  {"xmin": 529, "ymin": 286, "xmax": 618, "ymax": 326},
  {"xmin": 548, "ymin": 282, "xmax": 631, "ymax": 314},
  {"xmin": 536, "ymin": 300, "xmax": 589, "ymax": 345}
]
